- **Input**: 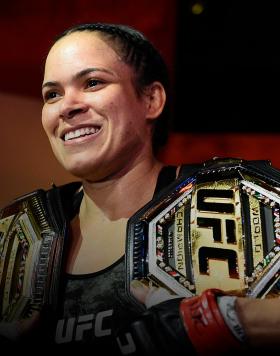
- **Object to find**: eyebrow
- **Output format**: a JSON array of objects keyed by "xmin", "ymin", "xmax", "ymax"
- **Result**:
[{"xmin": 42, "ymin": 67, "xmax": 115, "ymax": 90}]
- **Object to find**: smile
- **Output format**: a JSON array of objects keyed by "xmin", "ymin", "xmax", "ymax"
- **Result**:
[{"xmin": 64, "ymin": 127, "xmax": 100, "ymax": 141}]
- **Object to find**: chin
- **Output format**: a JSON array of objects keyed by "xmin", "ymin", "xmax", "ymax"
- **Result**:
[
  {"xmin": 56, "ymin": 156, "xmax": 88, "ymax": 177},
  {"xmin": 66, "ymin": 164, "xmax": 94, "ymax": 180},
  {"xmin": 54, "ymin": 149, "xmax": 93, "ymax": 177},
  {"xmin": 63, "ymin": 158, "xmax": 107, "ymax": 181}
]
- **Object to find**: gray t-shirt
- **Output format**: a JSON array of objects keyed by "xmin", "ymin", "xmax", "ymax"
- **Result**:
[{"xmin": 53, "ymin": 257, "xmax": 140, "ymax": 354}]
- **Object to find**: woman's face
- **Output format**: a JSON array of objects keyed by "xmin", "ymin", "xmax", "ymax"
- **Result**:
[{"xmin": 42, "ymin": 32, "xmax": 154, "ymax": 181}]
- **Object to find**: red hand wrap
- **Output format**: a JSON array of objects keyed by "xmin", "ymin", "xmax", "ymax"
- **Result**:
[{"xmin": 180, "ymin": 288, "xmax": 242, "ymax": 355}]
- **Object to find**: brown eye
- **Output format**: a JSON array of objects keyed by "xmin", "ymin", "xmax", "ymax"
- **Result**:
[
  {"xmin": 47, "ymin": 92, "xmax": 58, "ymax": 99},
  {"xmin": 44, "ymin": 91, "xmax": 59, "ymax": 102},
  {"xmin": 87, "ymin": 79, "xmax": 103, "ymax": 88}
]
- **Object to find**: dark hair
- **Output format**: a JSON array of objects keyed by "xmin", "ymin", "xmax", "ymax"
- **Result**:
[{"xmin": 54, "ymin": 23, "xmax": 170, "ymax": 153}]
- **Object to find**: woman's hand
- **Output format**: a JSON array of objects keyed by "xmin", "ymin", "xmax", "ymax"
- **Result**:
[{"xmin": 130, "ymin": 279, "xmax": 181, "ymax": 308}]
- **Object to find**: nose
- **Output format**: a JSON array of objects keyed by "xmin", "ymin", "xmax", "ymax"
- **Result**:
[{"xmin": 59, "ymin": 92, "xmax": 89, "ymax": 119}]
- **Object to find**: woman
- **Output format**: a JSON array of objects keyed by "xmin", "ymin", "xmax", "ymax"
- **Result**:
[
  {"xmin": 0, "ymin": 22, "xmax": 278, "ymax": 355},
  {"xmin": 42, "ymin": 22, "xmax": 173, "ymax": 353}
]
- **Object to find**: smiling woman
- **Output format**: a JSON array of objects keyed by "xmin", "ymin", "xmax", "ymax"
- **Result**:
[
  {"xmin": 1, "ymin": 22, "xmax": 280, "ymax": 355},
  {"xmin": 41, "ymin": 30, "xmax": 166, "ymax": 183},
  {"xmin": 0, "ymin": 23, "xmax": 173, "ymax": 353}
]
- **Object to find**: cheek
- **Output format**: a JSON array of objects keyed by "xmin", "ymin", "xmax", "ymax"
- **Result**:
[{"xmin": 41, "ymin": 106, "xmax": 58, "ymax": 137}]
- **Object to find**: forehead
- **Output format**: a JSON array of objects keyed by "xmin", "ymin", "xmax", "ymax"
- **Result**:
[{"xmin": 44, "ymin": 32, "xmax": 127, "ymax": 78}]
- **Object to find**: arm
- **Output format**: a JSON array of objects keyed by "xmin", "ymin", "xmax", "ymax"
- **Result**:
[
  {"xmin": 130, "ymin": 280, "xmax": 280, "ymax": 354},
  {"xmin": 130, "ymin": 284, "xmax": 246, "ymax": 355},
  {"xmin": 236, "ymin": 297, "xmax": 280, "ymax": 348}
]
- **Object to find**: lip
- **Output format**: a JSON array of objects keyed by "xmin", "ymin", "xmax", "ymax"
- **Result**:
[
  {"xmin": 60, "ymin": 123, "xmax": 101, "ymax": 140},
  {"xmin": 60, "ymin": 123, "xmax": 102, "ymax": 145}
]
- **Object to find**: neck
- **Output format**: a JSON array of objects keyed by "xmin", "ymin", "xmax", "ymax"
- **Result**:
[{"xmin": 81, "ymin": 157, "xmax": 164, "ymax": 220}]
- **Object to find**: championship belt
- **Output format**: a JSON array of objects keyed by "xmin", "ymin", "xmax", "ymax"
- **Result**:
[
  {"xmin": 126, "ymin": 158, "xmax": 280, "ymax": 305},
  {"xmin": 0, "ymin": 188, "xmax": 65, "ymax": 322}
]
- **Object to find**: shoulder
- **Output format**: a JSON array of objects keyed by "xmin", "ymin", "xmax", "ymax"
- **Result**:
[{"xmin": 0, "ymin": 181, "xmax": 82, "ymax": 219}]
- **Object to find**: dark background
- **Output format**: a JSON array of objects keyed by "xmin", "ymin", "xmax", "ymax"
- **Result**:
[
  {"xmin": 2, "ymin": 0, "xmax": 280, "ymax": 133},
  {"xmin": 2, "ymin": 0, "xmax": 280, "ymax": 206},
  {"xmin": 174, "ymin": 0, "xmax": 280, "ymax": 132}
]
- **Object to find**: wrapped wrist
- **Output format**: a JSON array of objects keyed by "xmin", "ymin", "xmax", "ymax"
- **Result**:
[
  {"xmin": 217, "ymin": 295, "xmax": 247, "ymax": 342},
  {"xmin": 180, "ymin": 289, "xmax": 245, "ymax": 355}
]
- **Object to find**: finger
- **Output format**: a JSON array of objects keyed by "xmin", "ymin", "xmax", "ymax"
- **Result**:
[
  {"xmin": 130, "ymin": 280, "xmax": 150, "ymax": 304},
  {"xmin": 145, "ymin": 287, "xmax": 181, "ymax": 308}
]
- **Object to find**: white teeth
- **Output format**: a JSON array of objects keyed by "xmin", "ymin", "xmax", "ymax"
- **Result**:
[{"xmin": 64, "ymin": 127, "xmax": 99, "ymax": 141}]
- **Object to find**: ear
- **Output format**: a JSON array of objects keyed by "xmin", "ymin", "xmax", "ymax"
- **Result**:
[{"xmin": 144, "ymin": 82, "xmax": 166, "ymax": 120}]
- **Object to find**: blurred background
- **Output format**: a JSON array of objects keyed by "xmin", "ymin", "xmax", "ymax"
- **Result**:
[{"xmin": 1, "ymin": 0, "xmax": 280, "ymax": 206}]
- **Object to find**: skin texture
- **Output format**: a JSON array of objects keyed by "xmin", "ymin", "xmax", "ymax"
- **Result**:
[
  {"xmin": 42, "ymin": 31, "xmax": 166, "ymax": 274},
  {"xmin": 42, "ymin": 31, "xmax": 166, "ymax": 220},
  {"xmin": 42, "ymin": 31, "xmax": 164, "ymax": 183},
  {"xmin": 236, "ymin": 297, "xmax": 280, "ymax": 349}
]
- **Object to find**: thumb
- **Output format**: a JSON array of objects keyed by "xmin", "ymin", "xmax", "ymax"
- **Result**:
[
  {"xmin": 130, "ymin": 279, "xmax": 180, "ymax": 308},
  {"xmin": 130, "ymin": 279, "xmax": 150, "ymax": 305},
  {"xmin": 144, "ymin": 287, "xmax": 181, "ymax": 308}
]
